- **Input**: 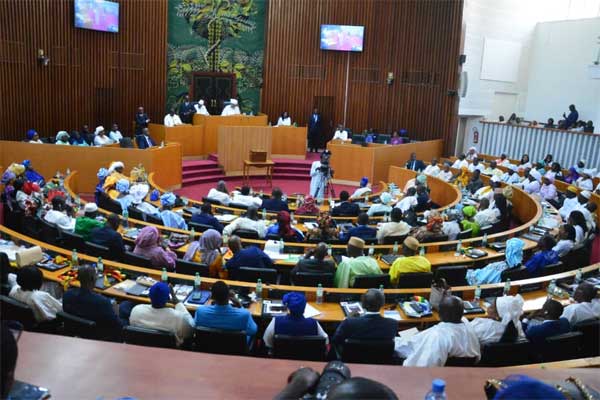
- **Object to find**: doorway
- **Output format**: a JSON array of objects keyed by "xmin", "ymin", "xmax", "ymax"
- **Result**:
[
  {"xmin": 190, "ymin": 72, "xmax": 237, "ymax": 115},
  {"xmin": 314, "ymin": 96, "xmax": 334, "ymax": 146}
]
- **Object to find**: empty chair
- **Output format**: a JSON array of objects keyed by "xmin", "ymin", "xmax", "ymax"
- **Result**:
[
  {"xmin": 273, "ymin": 335, "xmax": 327, "ymax": 361},
  {"xmin": 85, "ymin": 241, "xmax": 111, "ymax": 259},
  {"xmin": 396, "ymin": 272, "xmax": 433, "ymax": 289},
  {"xmin": 193, "ymin": 326, "xmax": 248, "ymax": 355},
  {"xmin": 479, "ymin": 339, "xmax": 532, "ymax": 366},
  {"xmin": 175, "ymin": 259, "xmax": 209, "ymax": 277},
  {"xmin": 445, "ymin": 356, "xmax": 478, "ymax": 367},
  {"xmin": 39, "ymin": 219, "xmax": 60, "ymax": 246},
  {"xmin": 539, "ymin": 331, "xmax": 584, "ymax": 362},
  {"xmin": 60, "ymin": 229, "xmax": 86, "ymax": 252},
  {"xmin": 122, "ymin": 325, "xmax": 177, "ymax": 349},
  {"xmin": 540, "ymin": 262, "xmax": 564, "ymax": 277},
  {"xmin": 233, "ymin": 267, "xmax": 278, "ymax": 284},
  {"xmin": 188, "ymin": 221, "xmax": 215, "ymax": 233},
  {"xmin": 293, "ymin": 272, "xmax": 334, "ymax": 288},
  {"xmin": 433, "ymin": 265, "xmax": 468, "ymax": 287},
  {"xmin": 382, "ymin": 235, "xmax": 408, "ymax": 245},
  {"xmin": 57, "ymin": 310, "xmax": 97, "ymax": 339},
  {"xmin": 0, "ymin": 295, "xmax": 37, "ymax": 330},
  {"xmin": 573, "ymin": 319, "xmax": 600, "ymax": 357},
  {"xmin": 342, "ymin": 338, "xmax": 395, "ymax": 364},
  {"xmin": 122, "ymin": 251, "xmax": 152, "ymax": 268},
  {"xmin": 353, "ymin": 274, "xmax": 391, "ymax": 289},
  {"xmin": 233, "ymin": 229, "xmax": 259, "ymax": 239}
]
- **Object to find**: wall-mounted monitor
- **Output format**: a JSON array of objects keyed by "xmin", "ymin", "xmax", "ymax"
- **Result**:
[
  {"xmin": 74, "ymin": 0, "xmax": 119, "ymax": 33},
  {"xmin": 320, "ymin": 25, "xmax": 364, "ymax": 52}
]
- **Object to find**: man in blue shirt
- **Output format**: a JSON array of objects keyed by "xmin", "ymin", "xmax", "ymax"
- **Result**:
[
  {"xmin": 524, "ymin": 235, "xmax": 559, "ymax": 276},
  {"xmin": 561, "ymin": 104, "xmax": 579, "ymax": 129},
  {"xmin": 195, "ymin": 281, "xmax": 257, "ymax": 343},
  {"xmin": 224, "ymin": 235, "xmax": 273, "ymax": 276},
  {"xmin": 191, "ymin": 203, "xmax": 223, "ymax": 233},
  {"xmin": 260, "ymin": 187, "xmax": 290, "ymax": 212},
  {"xmin": 89, "ymin": 214, "xmax": 126, "ymax": 260},
  {"xmin": 523, "ymin": 299, "xmax": 570, "ymax": 345},
  {"xmin": 63, "ymin": 265, "xmax": 122, "ymax": 340},
  {"xmin": 341, "ymin": 212, "xmax": 377, "ymax": 241},
  {"xmin": 331, "ymin": 191, "xmax": 361, "ymax": 217}
]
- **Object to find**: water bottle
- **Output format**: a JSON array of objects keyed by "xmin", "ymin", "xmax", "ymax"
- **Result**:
[
  {"xmin": 262, "ymin": 208, "xmax": 267, "ymax": 220},
  {"xmin": 474, "ymin": 285, "xmax": 481, "ymax": 302},
  {"xmin": 279, "ymin": 238, "xmax": 285, "ymax": 254},
  {"xmin": 222, "ymin": 232, "xmax": 229, "ymax": 246},
  {"xmin": 482, "ymin": 233, "xmax": 488, "ymax": 247},
  {"xmin": 393, "ymin": 241, "xmax": 399, "ymax": 255},
  {"xmin": 75, "ymin": 195, "xmax": 81, "ymax": 207},
  {"xmin": 379, "ymin": 284, "xmax": 384, "ymax": 294},
  {"xmin": 122, "ymin": 209, "xmax": 129, "ymax": 228},
  {"xmin": 71, "ymin": 249, "xmax": 79, "ymax": 267},
  {"xmin": 161, "ymin": 268, "xmax": 168, "ymax": 283},
  {"xmin": 419, "ymin": 246, "xmax": 425, "ymax": 256},
  {"xmin": 455, "ymin": 240, "xmax": 462, "ymax": 256},
  {"xmin": 327, "ymin": 244, "xmax": 332, "ymax": 257},
  {"xmin": 97, "ymin": 257, "xmax": 104, "ymax": 274},
  {"xmin": 368, "ymin": 246, "xmax": 375, "ymax": 256},
  {"xmin": 66, "ymin": 167, "xmax": 71, "ymax": 176},
  {"xmin": 574, "ymin": 267, "xmax": 582, "ymax": 284},
  {"xmin": 189, "ymin": 227, "xmax": 195, "ymax": 242},
  {"xmin": 425, "ymin": 379, "xmax": 447, "ymax": 400},
  {"xmin": 290, "ymin": 211, "xmax": 295, "ymax": 223},
  {"xmin": 160, "ymin": 140, "xmax": 165, "ymax": 148},
  {"xmin": 503, "ymin": 279, "xmax": 511, "ymax": 296},
  {"xmin": 256, "ymin": 279, "xmax": 263, "ymax": 300},
  {"xmin": 194, "ymin": 272, "xmax": 201, "ymax": 290},
  {"xmin": 547, "ymin": 279, "xmax": 556, "ymax": 299},
  {"xmin": 316, "ymin": 284, "xmax": 324, "ymax": 304},
  {"xmin": 364, "ymin": 194, "xmax": 369, "ymax": 204}
]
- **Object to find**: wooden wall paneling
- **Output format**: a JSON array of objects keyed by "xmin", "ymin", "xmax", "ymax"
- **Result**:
[{"xmin": 217, "ymin": 126, "xmax": 273, "ymax": 175}]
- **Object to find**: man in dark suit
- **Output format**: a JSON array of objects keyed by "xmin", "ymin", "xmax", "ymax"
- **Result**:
[
  {"xmin": 308, "ymin": 108, "xmax": 322, "ymax": 153},
  {"xmin": 63, "ymin": 265, "xmax": 122, "ymax": 339},
  {"xmin": 332, "ymin": 289, "xmax": 398, "ymax": 356},
  {"xmin": 89, "ymin": 214, "xmax": 126, "ymax": 259},
  {"xmin": 341, "ymin": 212, "xmax": 377, "ymax": 241},
  {"xmin": 179, "ymin": 94, "xmax": 195, "ymax": 124},
  {"xmin": 260, "ymin": 187, "xmax": 290, "ymax": 212},
  {"xmin": 290, "ymin": 243, "xmax": 336, "ymax": 284},
  {"xmin": 523, "ymin": 299, "xmax": 570, "ymax": 345},
  {"xmin": 135, "ymin": 106, "xmax": 150, "ymax": 135},
  {"xmin": 136, "ymin": 127, "xmax": 156, "ymax": 149},
  {"xmin": 191, "ymin": 203, "xmax": 224, "ymax": 233},
  {"xmin": 331, "ymin": 191, "xmax": 360, "ymax": 217},
  {"xmin": 405, "ymin": 152, "xmax": 426, "ymax": 172}
]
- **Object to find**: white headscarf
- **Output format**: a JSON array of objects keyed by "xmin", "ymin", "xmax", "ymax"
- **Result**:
[
  {"xmin": 108, "ymin": 161, "xmax": 124, "ymax": 174},
  {"xmin": 130, "ymin": 183, "xmax": 149, "ymax": 204},
  {"xmin": 496, "ymin": 295, "xmax": 524, "ymax": 328}
]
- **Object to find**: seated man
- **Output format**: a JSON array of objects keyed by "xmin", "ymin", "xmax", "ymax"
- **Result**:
[
  {"xmin": 135, "ymin": 128, "xmax": 156, "ymax": 149},
  {"xmin": 394, "ymin": 187, "xmax": 417, "ymax": 213},
  {"xmin": 290, "ymin": 243, "xmax": 336, "ymax": 284},
  {"xmin": 206, "ymin": 180, "xmax": 232, "ymax": 206},
  {"xmin": 63, "ymin": 265, "xmax": 122, "ymax": 339},
  {"xmin": 159, "ymin": 192, "xmax": 188, "ymax": 230},
  {"xmin": 89, "ymin": 214, "xmax": 126, "ymax": 259},
  {"xmin": 74, "ymin": 202, "xmax": 104, "ymax": 241},
  {"xmin": 9, "ymin": 266, "xmax": 62, "ymax": 322},
  {"xmin": 260, "ymin": 187, "xmax": 290, "ymax": 212},
  {"xmin": 389, "ymin": 236, "xmax": 431, "ymax": 286},
  {"xmin": 341, "ymin": 213, "xmax": 377, "ymax": 242},
  {"xmin": 451, "ymin": 154, "xmax": 469, "ymax": 169},
  {"xmin": 367, "ymin": 192, "xmax": 393, "ymax": 217},
  {"xmin": 405, "ymin": 152, "xmax": 425, "ymax": 172},
  {"xmin": 467, "ymin": 157, "xmax": 485, "ymax": 173},
  {"xmin": 129, "ymin": 282, "xmax": 194, "ymax": 347},
  {"xmin": 349, "ymin": 177, "xmax": 371, "ymax": 200},
  {"xmin": 423, "ymin": 159, "xmax": 440, "ymax": 177},
  {"xmin": 331, "ymin": 191, "xmax": 360, "ymax": 217},
  {"xmin": 473, "ymin": 198, "xmax": 499, "ymax": 227},
  {"xmin": 191, "ymin": 203, "xmax": 224, "ymax": 233},
  {"xmin": 332, "ymin": 289, "xmax": 398, "ymax": 357},
  {"xmin": 334, "ymin": 237, "xmax": 382, "ymax": 288},
  {"xmin": 559, "ymin": 186, "xmax": 580, "ymax": 220},
  {"xmin": 377, "ymin": 208, "xmax": 411, "ymax": 244},
  {"xmin": 262, "ymin": 292, "xmax": 328, "ymax": 349},
  {"xmin": 466, "ymin": 169, "xmax": 484, "ymax": 195},
  {"xmin": 224, "ymin": 235, "xmax": 273, "ymax": 276},
  {"xmin": 44, "ymin": 195, "xmax": 75, "ymax": 231},
  {"xmin": 395, "ymin": 296, "xmax": 481, "ymax": 367},
  {"xmin": 415, "ymin": 185, "xmax": 430, "ymax": 212},
  {"xmin": 222, "ymin": 205, "xmax": 267, "ymax": 238},
  {"xmin": 232, "ymin": 186, "xmax": 262, "ymax": 207},
  {"xmin": 332, "ymin": 124, "xmax": 349, "ymax": 141},
  {"xmin": 520, "ymin": 170, "xmax": 541, "ymax": 195},
  {"xmin": 164, "ymin": 108, "xmax": 183, "ymax": 127},
  {"xmin": 195, "ymin": 280, "xmax": 257, "ymax": 343},
  {"xmin": 482, "ymin": 160, "xmax": 503, "ymax": 178},
  {"xmin": 560, "ymin": 282, "xmax": 600, "ymax": 326},
  {"xmin": 437, "ymin": 162, "xmax": 453, "ymax": 182},
  {"xmin": 501, "ymin": 164, "xmax": 521, "ymax": 185},
  {"xmin": 524, "ymin": 235, "xmax": 559, "ymax": 276},
  {"xmin": 523, "ymin": 299, "xmax": 570, "ymax": 345}
]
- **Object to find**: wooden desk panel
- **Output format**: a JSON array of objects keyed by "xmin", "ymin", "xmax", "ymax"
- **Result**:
[
  {"xmin": 271, "ymin": 126, "xmax": 307, "ymax": 158},
  {"xmin": 148, "ymin": 123, "xmax": 204, "ymax": 157},
  {"xmin": 218, "ymin": 126, "xmax": 272, "ymax": 175},
  {"xmin": 193, "ymin": 114, "xmax": 268, "ymax": 154},
  {"xmin": 0, "ymin": 141, "xmax": 182, "ymax": 193}
]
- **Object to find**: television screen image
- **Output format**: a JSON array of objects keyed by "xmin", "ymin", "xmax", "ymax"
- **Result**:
[
  {"xmin": 74, "ymin": 0, "xmax": 119, "ymax": 33},
  {"xmin": 320, "ymin": 25, "xmax": 364, "ymax": 52}
]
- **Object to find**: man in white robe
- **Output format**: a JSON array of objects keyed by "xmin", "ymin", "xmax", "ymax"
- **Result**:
[
  {"xmin": 221, "ymin": 98, "xmax": 241, "ymax": 116},
  {"xmin": 437, "ymin": 163, "xmax": 453, "ymax": 182},
  {"xmin": 164, "ymin": 109, "xmax": 183, "ymax": 127},
  {"xmin": 423, "ymin": 159, "xmax": 440, "ymax": 177},
  {"xmin": 395, "ymin": 296, "xmax": 481, "ymax": 367},
  {"xmin": 194, "ymin": 100, "xmax": 210, "ymax": 116},
  {"xmin": 470, "ymin": 295, "xmax": 525, "ymax": 345},
  {"xmin": 310, "ymin": 152, "xmax": 330, "ymax": 200},
  {"xmin": 451, "ymin": 155, "xmax": 469, "ymax": 169},
  {"xmin": 561, "ymin": 283, "xmax": 600, "ymax": 326},
  {"xmin": 332, "ymin": 124, "xmax": 348, "ymax": 141}
]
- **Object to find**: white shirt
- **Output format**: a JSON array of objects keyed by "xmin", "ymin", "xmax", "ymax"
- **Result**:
[
  {"xmin": 573, "ymin": 225, "xmax": 584, "ymax": 244},
  {"xmin": 332, "ymin": 129, "xmax": 348, "ymax": 141},
  {"xmin": 367, "ymin": 203, "xmax": 392, "ymax": 217},
  {"xmin": 466, "ymin": 152, "xmax": 478, "ymax": 161},
  {"xmin": 222, "ymin": 217, "xmax": 267, "ymax": 238},
  {"xmin": 395, "ymin": 196, "xmax": 417, "ymax": 212},
  {"xmin": 498, "ymin": 160, "xmax": 512, "ymax": 167},
  {"xmin": 469, "ymin": 317, "xmax": 525, "ymax": 345},
  {"xmin": 206, "ymin": 188, "xmax": 231, "ymax": 206},
  {"xmin": 518, "ymin": 162, "xmax": 532, "ymax": 171},
  {"xmin": 423, "ymin": 164, "xmax": 440, "ymax": 177},
  {"xmin": 575, "ymin": 177, "xmax": 593, "ymax": 191},
  {"xmin": 502, "ymin": 173, "xmax": 521, "ymax": 185},
  {"xmin": 276, "ymin": 117, "xmax": 292, "ymax": 126},
  {"xmin": 350, "ymin": 186, "xmax": 371, "ymax": 200},
  {"xmin": 442, "ymin": 220, "xmax": 461, "ymax": 241},
  {"xmin": 232, "ymin": 193, "xmax": 263, "ymax": 207},
  {"xmin": 164, "ymin": 114, "xmax": 183, "ymax": 127},
  {"xmin": 377, "ymin": 221, "xmax": 411, "ymax": 243},
  {"xmin": 438, "ymin": 170, "xmax": 453, "ymax": 182},
  {"xmin": 194, "ymin": 104, "xmax": 210, "ymax": 115},
  {"xmin": 44, "ymin": 209, "xmax": 75, "ymax": 231},
  {"xmin": 473, "ymin": 186, "xmax": 494, "ymax": 202},
  {"xmin": 109, "ymin": 130, "xmax": 123, "ymax": 143},
  {"xmin": 474, "ymin": 207, "xmax": 500, "ymax": 227},
  {"xmin": 94, "ymin": 135, "xmax": 114, "ymax": 146},
  {"xmin": 262, "ymin": 318, "xmax": 329, "ymax": 348},
  {"xmin": 561, "ymin": 302, "xmax": 600, "ymax": 326},
  {"xmin": 29, "ymin": 139, "xmax": 43, "ymax": 144},
  {"xmin": 552, "ymin": 239, "xmax": 574, "ymax": 257},
  {"xmin": 560, "ymin": 197, "xmax": 580, "ymax": 220},
  {"xmin": 468, "ymin": 163, "xmax": 484, "ymax": 173},
  {"xmin": 523, "ymin": 179, "xmax": 541, "ymax": 194},
  {"xmin": 221, "ymin": 105, "xmax": 240, "ymax": 116},
  {"xmin": 452, "ymin": 159, "xmax": 469, "ymax": 169},
  {"xmin": 396, "ymin": 319, "xmax": 481, "ymax": 367},
  {"xmin": 310, "ymin": 161, "xmax": 326, "ymax": 200},
  {"xmin": 9, "ymin": 285, "xmax": 62, "ymax": 322},
  {"xmin": 129, "ymin": 303, "xmax": 194, "ymax": 347}
]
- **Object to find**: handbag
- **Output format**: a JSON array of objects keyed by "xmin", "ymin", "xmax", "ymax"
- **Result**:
[{"xmin": 429, "ymin": 278, "xmax": 451, "ymax": 311}]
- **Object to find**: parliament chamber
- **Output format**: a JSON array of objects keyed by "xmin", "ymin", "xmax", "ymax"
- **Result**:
[{"xmin": 1, "ymin": 0, "xmax": 600, "ymax": 399}]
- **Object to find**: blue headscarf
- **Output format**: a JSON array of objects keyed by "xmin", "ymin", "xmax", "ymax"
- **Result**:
[
  {"xmin": 26, "ymin": 129, "xmax": 37, "ymax": 140},
  {"xmin": 493, "ymin": 375, "xmax": 564, "ymax": 399},
  {"xmin": 360, "ymin": 177, "xmax": 369, "ymax": 187},
  {"xmin": 150, "ymin": 189, "xmax": 160, "ymax": 202},
  {"xmin": 149, "ymin": 282, "xmax": 170, "ymax": 308},
  {"xmin": 283, "ymin": 292, "xmax": 307, "ymax": 317},
  {"xmin": 116, "ymin": 179, "xmax": 130, "ymax": 194},
  {"xmin": 160, "ymin": 192, "xmax": 176, "ymax": 207},
  {"xmin": 505, "ymin": 238, "xmax": 525, "ymax": 268},
  {"xmin": 22, "ymin": 160, "xmax": 31, "ymax": 168},
  {"xmin": 97, "ymin": 168, "xmax": 109, "ymax": 180}
]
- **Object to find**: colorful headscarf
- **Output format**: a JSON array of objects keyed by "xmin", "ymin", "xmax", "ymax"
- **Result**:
[
  {"xmin": 426, "ymin": 211, "xmax": 444, "ymax": 231},
  {"xmin": 130, "ymin": 183, "xmax": 149, "ymax": 205},
  {"xmin": 26, "ymin": 129, "xmax": 37, "ymax": 140},
  {"xmin": 22, "ymin": 182, "xmax": 40, "ymax": 195},
  {"xmin": 492, "ymin": 375, "xmax": 564, "ymax": 399},
  {"xmin": 379, "ymin": 192, "xmax": 392, "ymax": 205},
  {"xmin": 416, "ymin": 174, "xmax": 427, "ymax": 185},
  {"xmin": 55, "ymin": 131, "xmax": 69, "ymax": 143},
  {"xmin": 97, "ymin": 168, "xmax": 109, "ymax": 180},
  {"xmin": 108, "ymin": 161, "xmax": 124, "ymax": 174},
  {"xmin": 149, "ymin": 282, "xmax": 170, "ymax": 308},
  {"xmin": 462, "ymin": 205, "xmax": 477, "ymax": 218},
  {"xmin": 160, "ymin": 192, "xmax": 176, "ymax": 207},
  {"xmin": 455, "ymin": 166, "xmax": 469, "ymax": 187},
  {"xmin": 360, "ymin": 177, "xmax": 369, "ymax": 187},
  {"xmin": 296, "ymin": 195, "xmax": 320, "ymax": 215},
  {"xmin": 1, "ymin": 170, "xmax": 16, "ymax": 185},
  {"xmin": 22, "ymin": 160, "xmax": 31, "ymax": 168},
  {"xmin": 283, "ymin": 292, "xmax": 307, "ymax": 317},
  {"xmin": 8, "ymin": 163, "xmax": 25, "ymax": 177},
  {"xmin": 116, "ymin": 179, "xmax": 130, "ymax": 194},
  {"xmin": 150, "ymin": 189, "xmax": 160, "ymax": 202},
  {"xmin": 505, "ymin": 238, "xmax": 525, "ymax": 268},
  {"xmin": 184, "ymin": 229, "xmax": 222, "ymax": 266},
  {"xmin": 135, "ymin": 226, "xmax": 160, "ymax": 248}
]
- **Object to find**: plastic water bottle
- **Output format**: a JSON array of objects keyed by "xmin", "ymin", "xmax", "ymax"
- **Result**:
[
  {"xmin": 379, "ymin": 284, "xmax": 384, "ymax": 294},
  {"xmin": 474, "ymin": 285, "xmax": 481, "ymax": 302},
  {"xmin": 279, "ymin": 238, "xmax": 285, "ymax": 254},
  {"xmin": 419, "ymin": 246, "xmax": 425, "ymax": 256},
  {"xmin": 482, "ymin": 233, "xmax": 488, "ymax": 247},
  {"xmin": 262, "ymin": 208, "xmax": 267, "ymax": 220},
  {"xmin": 97, "ymin": 257, "xmax": 104, "ymax": 274},
  {"xmin": 503, "ymin": 278, "xmax": 511, "ymax": 296},
  {"xmin": 327, "ymin": 245, "xmax": 332, "ymax": 257},
  {"xmin": 364, "ymin": 194, "xmax": 369, "ymax": 204},
  {"xmin": 161, "ymin": 268, "xmax": 168, "ymax": 283},
  {"xmin": 66, "ymin": 167, "xmax": 71, "ymax": 176},
  {"xmin": 455, "ymin": 240, "xmax": 462, "ymax": 256},
  {"xmin": 256, "ymin": 279, "xmax": 263, "ymax": 300},
  {"xmin": 194, "ymin": 272, "xmax": 201, "ymax": 290},
  {"xmin": 75, "ymin": 195, "xmax": 81, "ymax": 207},
  {"xmin": 160, "ymin": 140, "xmax": 165, "ymax": 148},
  {"xmin": 122, "ymin": 209, "xmax": 129, "ymax": 228},
  {"xmin": 368, "ymin": 246, "xmax": 375, "ymax": 256},
  {"xmin": 393, "ymin": 241, "xmax": 399, "ymax": 255},
  {"xmin": 189, "ymin": 227, "xmax": 195, "ymax": 242},
  {"xmin": 574, "ymin": 267, "xmax": 582, "ymax": 284},
  {"xmin": 290, "ymin": 211, "xmax": 295, "ymax": 223},
  {"xmin": 71, "ymin": 249, "xmax": 79, "ymax": 267},
  {"xmin": 547, "ymin": 279, "xmax": 556, "ymax": 299},
  {"xmin": 425, "ymin": 379, "xmax": 447, "ymax": 400},
  {"xmin": 316, "ymin": 284, "xmax": 324, "ymax": 304},
  {"xmin": 222, "ymin": 232, "xmax": 229, "ymax": 246}
]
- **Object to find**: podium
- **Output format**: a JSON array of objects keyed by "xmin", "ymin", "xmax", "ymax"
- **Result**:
[
  {"xmin": 193, "ymin": 113, "xmax": 268, "ymax": 154},
  {"xmin": 217, "ymin": 126, "xmax": 272, "ymax": 175},
  {"xmin": 271, "ymin": 126, "xmax": 307, "ymax": 158},
  {"xmin": 147, "ymin": 124, "xmax": 203, "ymax": 157}
]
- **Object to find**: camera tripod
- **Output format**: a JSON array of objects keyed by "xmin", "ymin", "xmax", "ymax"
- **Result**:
[{"xmin": 313, "ymin": 167, "xmax": 336, "ymax": 200}]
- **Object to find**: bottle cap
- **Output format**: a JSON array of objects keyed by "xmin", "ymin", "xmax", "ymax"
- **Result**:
[{"xmin": 432, "ymin": 379, "xmax": 445, "ymax": 393}]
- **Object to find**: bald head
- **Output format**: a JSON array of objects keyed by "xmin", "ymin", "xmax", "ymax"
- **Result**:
[
  {"xmin": 228, "ymin": 235, "xmax": 242, "ymax": 253},
  {"xmin": 361, "ymin": 289, "xmax": 384, "ymax": 312},
  {"xmin": 439, "ymin": 295, "xmax": 463, "ymax": 323}
]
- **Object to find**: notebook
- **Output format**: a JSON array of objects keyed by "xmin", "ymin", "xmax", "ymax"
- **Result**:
[{"xmin": 381, "ymin": 254, "xmax": 401, "ymax": 265}]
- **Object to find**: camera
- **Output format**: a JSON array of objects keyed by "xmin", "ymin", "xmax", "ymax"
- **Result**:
[{"xmin": 307, "ymin": 361, "xmax": 351, "ymax": 399}]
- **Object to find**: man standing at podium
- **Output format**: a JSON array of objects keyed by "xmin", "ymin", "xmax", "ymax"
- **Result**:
[
  {"xmin": 308, "ymin": 108, "xmax": 322, "ymax": 153},
  {"xmin": 221, "ymin": 98, "xmax": 241, "ymax": 116},
  {"xmin": 179, "ymin": 95, "xmax": 195, "ymax": 123}
]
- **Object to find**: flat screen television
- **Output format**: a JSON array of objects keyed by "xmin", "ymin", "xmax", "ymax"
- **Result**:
[
  {"xmin": 74, "ymin": 0, "xmax": 119, "ymax": 33},
  {"xmin": 320, "ymin": 25, "xmax": 364, "ymax": 52}
]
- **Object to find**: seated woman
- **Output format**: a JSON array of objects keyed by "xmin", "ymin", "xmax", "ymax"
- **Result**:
[
  {"xmin": 390, "ymin": 131, "xmax": 403, "ymax": 145},
  {"xmin": 306, "ymin": 212, "xmax": 339, "ymax": 241},
  {"xmin": 133, "ymin": 226, "xmax": 177, "ymax": 271},
  {"xmin": 466, "ymin": 238, "xmax": 524, "ymax": 285},
  {"xmin": 206, "ymin": 180, "xmax": 232, "ymax": 206},
  {"xmin": 367, "ymin": 192, "xmax": 393, "ymax": 216},
  {"xmin": 544, "ymin": 162, "xmax": 563, "ymax": 182},
  {"xmin": 222, "ymin": 205, "xmax": 267, "ymax": 238},
  {"xmin": 159, "ymin": 192, "xmax": 188, "ymax": 230},
  {"xmin": 539, "ymin": 176, "xmax": 557, "ymax": 202},
  {"xmin": 524, "ymin": 235, "xmax": 559, "ymax": 276},
  {"xmin": 26, "ymin": 129, "xmax": 43, "ymax": 144},
  {"xmin": 95, "ymin": 168, "xmax": 109, "ymax": 205},
  {"xmin": 564, "ymin": 167, "xmax": 580, "ymax": 185},
  {"xmin": 22, "ymin": 160, "xmax": 45, "ymax": 187},
  {"xmin": 460, "ymin": 205, "xmax": 480, "ymax": 237},
  {"xmin": 552, "ymin": 224, "xmax": 575, "ymax": 257},
  {"xmin": 183, "ymin": 229, "xmax": 224, "ymax": 278},
  {"xmin": 69, "ymin": 130, "xmax": 89, "ymax": 146},
  {"xmin": 114, "ymin": 179, "xmax": 134, "ymax": 212},
  {"xmin": 43, "ymin": 194, "xmax": 75, "ymax": 231},
  {"xmin": 103, "ymin": 161, "xmax": 128, "ymax": 194},
  {"xmin": 568, "ymin": 210, "xmax": 589, "ymax": 244},
  {"xmin": 473, "ymin": 198, "xmax": 500, "ymax": 227},
  {"xmin": 130, "ymin": 183, "xmax": 160, "ymax": 217},
  {"xmin": 349, "ymin": 177, "xmax": 371, "ymax": 200},
  {"xmin": 54, "ymin": 131, "xmax": 70, "ymax": 145},
  {"xmin": 410, "ymin": 211, "xmax": 444, "ymax": 242},
  {"xmin": 266, "ymin": 211, "xmax": 304, "ymax": 242},
  {"xmin": 517, "ymin": 154, "xmax": 532, "ymax": 171},
  {"xmin": 9, "ymin": 266, "xmax": 62, "ymax": 322},
  {"xmin": 295, "ymin": 195, "xmax": 320, "ymax": 215},
  {"xmin": 470, "ymin": 295, "xmax": 525, "ymax": 345},
  {"xmin": 93, "ymin": 126, "xmax": 114, "ymax": 146}
]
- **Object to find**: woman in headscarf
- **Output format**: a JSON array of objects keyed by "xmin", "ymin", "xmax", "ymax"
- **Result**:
[
  {"xmin": 367, "ymin": 192, "xmax": 393, "ymax": 216},
  {"xmin": 69, "ymin": 130, "xmax": 89, "ymax": 146},
  {"xmin": 159, "ymin": 192, "xmax": 188, "ymax": 230},
  {"xmin": 410, "ymin": 210, "xmax": 444, "ymax": 242},
  {"xmin": 22, "ymin": 160, "xmax": 45, "ymax": 187},
  {"xmin": 564, "ymin": 166, "xmax": 580, "ymax": 184},
  {"xmin": 295, "ymin": 195, "xmax": 320, "ymax": 215},
  {"xmin": 453, "ymin": 166, "xmax": 470, "ymax": 189},
  {"xmin": 466, "ymin": 238, "xmax": 525, "ymax": 285},
  {"xmin": 470, "ymin": 295, "xmax": 525, "ymax": 345},
  {"xmin": 55, "ymin": 131, "xmax": 70, "ymax": 145},
  {"xmin": 133, "ymin": 226, "xmax": 177, "ymax": 271},
  {"xmin": 460, "ymin": 205, "xmax": 480, "ymax": 237},
  {"xmin": 350, "ymin": 177, "xmax": 371, "ymax": 200},
  {"xmin": 306, "ymin": 211, "xmax": 338, "ymax": 241},
  {"xmin": 267, "ymin": 211, "xmax": 304, "ymax": 242},
  {"xmin": 262, "ymin": 292, "xmax": 328, "ymax": 349},
  {"xmin": 183, "ymin": 229, "xmax": 224, "ymax": 277},
  {"xmin": 130, "ymin": 182, "xmax": 160, "ymax": 217},
  {"xmin": 103, "ymin": 161, "xmax": 128, "ymax": 193},
  {"xmin": 26, "ymin": 129, "xmax": 43, "ymax": 144},
  {"xmin": 114, "ymin": 179, "xmax": 134, "ymax": 211},
  {"xmin": 95, "ymin": 168, "xmax": 109, "ymax": 204}
]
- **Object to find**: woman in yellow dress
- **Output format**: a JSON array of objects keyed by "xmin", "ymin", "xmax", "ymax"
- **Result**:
[
  {"xmin": 183, "ymin": 229, "xmax": 225, "ymax": 278},
  {"xmin": 103, "ymin": 161, "xmax": 128, "ymax": 198}
]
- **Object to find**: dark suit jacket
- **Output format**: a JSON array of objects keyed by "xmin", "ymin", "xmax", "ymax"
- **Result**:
[
  {"xmin": 63, "ymin": 287, "xmax": 122, "ymax": 339},
  {"xmin": 332, "ymin": 314, "xmax": 398, "ymax": 348},
  {"xmin": 90, "ymin": 226, "xmax": 125, "ymax": 258},
  {"xmin": 524, "ymin": 318, "xmax": 571, "ymax": 345},
  {"xmin": 308, "ymin": 113, "xmax": 321, "ymax": 133},
  {"xmin": 331, "ymin": 201, "xmax": 360, "ymax": 217},
  {"xmin": 341, "ymin": 225, "xmax": 377, "ymax": 241},
  {"xmin": 290, "ymin": 258, "xmax": 336, "ymax": 282},
  {"xmin": 405, "ymin": 159, "xmax": 426, "ymax": 172},
  {"xmin": 135, "ymin": 112, "xmax": 149, "ymax": 133},
  {"xmin": 179, "ymin": 101, "xmax": 195, "ymax": 123},
  {"xmin": 136, "ymin": 134, "xmax": 155, "ymax": 149},
  {"xmin": 191, "ymin": 212, "xmax": 224, "ymax": 233},
  {"xmin": 260, "ymin": 198, "xmax": 290, "ymax": 213}
]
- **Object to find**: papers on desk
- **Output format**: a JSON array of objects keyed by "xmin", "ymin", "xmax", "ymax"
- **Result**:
[
  {"xmin": 304, "ymin": 303, "xmax": 321, "ymax": 318},
  {"xmin": 340, "ymin": 301, "xmax": 365, "ymax": 317},
  {"xmin": 537, "ymin": 217, "xmax": 559, "ymax": 230},
  {"xmin": 303, "ymin": 222, "xmax": 318, "ymax": 230},
  {"xmin": 398, "ymin": 327, "xmax": 419, "ymax": 340},
  {"xmin": 384, "ymin": 310, "xmax": 402, "ymax": 321},
  {"xmin": 263, "ymin": 300, "xmax": 322, "ymax": 318},
  {"xmin": 122, "ymin": 228, "xmax": 140, "ymax": 240},
  {"xmin": 173, "ymin": 284, "xmax": 193, "ymax": 302},
  {"xmin": 0, "ymin": 241, "xmax": 24, "ymax": 262},
  {"xmin": 215, "ymin": 214, "xmax": 238, "ymax": 223},
  {"xmin": 264, "ymin": 250, "xmax": 300, "ymax": 262}
]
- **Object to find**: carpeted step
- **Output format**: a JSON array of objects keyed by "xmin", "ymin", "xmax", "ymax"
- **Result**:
[
  {"xmin": 208, "ymin": 153, "xmax": 219, "ymax": 162},
  {"xmin": 272, "ymin": 173, "xmax": 311, "ymax": 180},
  {"xmin": 273, "ymin": 166, "xmax": 311, "ymax": 174},
  {"xmin": 182, "ymin": 174, "xmax": 227, "ymax": 186},
  {"xmin": 183, "ymin": 168, "xmax": 224, "ymax": 178}
]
